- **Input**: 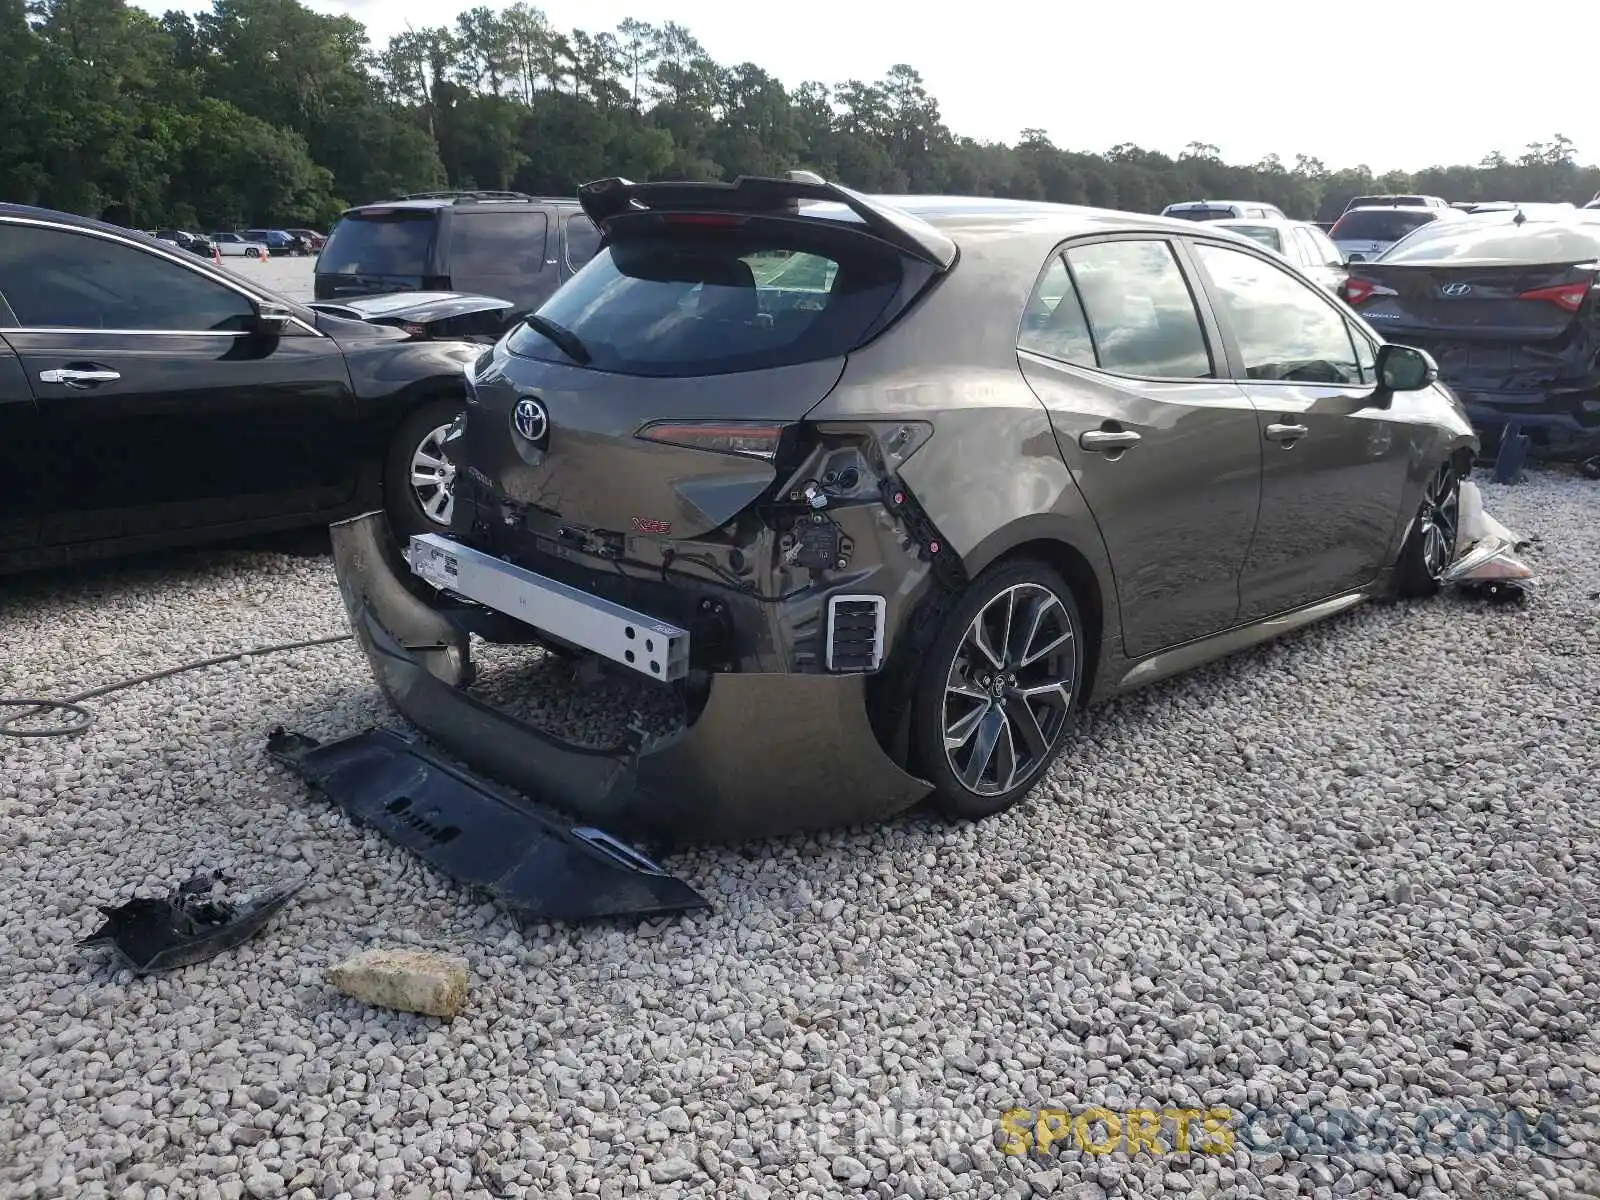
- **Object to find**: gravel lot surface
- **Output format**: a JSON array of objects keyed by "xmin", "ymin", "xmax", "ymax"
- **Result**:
[
  {"xmin": 2, "ymin": 470, "xmax": 1598, "ymax": 1200},
  {"xmin": 221, "ymin": 255, "xmax": 315, "ymax": 302}
]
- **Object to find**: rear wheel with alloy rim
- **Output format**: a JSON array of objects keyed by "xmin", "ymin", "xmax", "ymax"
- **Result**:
[
  {"xmin": 911, "ymin": 560, "xmax": 1085, "ymax": 820},
  {"xmin": 1395, "ymin": 458, "xmax": 1461, "ymax": 597}
]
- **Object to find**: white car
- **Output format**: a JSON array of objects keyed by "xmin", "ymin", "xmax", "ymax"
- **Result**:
[
  {"xmin": 1161, "ymin": 199, "xmax": 1288, "ymax": 222},
  {"xmin": 1208, "ymin": 217, "xmax": 1348, "ymax": 293},
  {"xmin": 207, "ymin": 232, "xmax": 271, "ymax": 259}
]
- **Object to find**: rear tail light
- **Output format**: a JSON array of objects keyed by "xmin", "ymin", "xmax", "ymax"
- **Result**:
[
  {"xmin": 1517, "ymin": 282, "xmax": 1590, "ymax": 313},
  {"xmin": 1342, "ymin": 279, "xmax": 1396, "ymax": 306},
  {"xmin": 636, "ymin": 420, "xmax": 790, "ymax": 461}
]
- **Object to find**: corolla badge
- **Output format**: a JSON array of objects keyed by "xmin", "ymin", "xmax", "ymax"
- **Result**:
[
  {"xmin": 512, "ymin": 397, "xmax": 549, "ymax": 442},
  {"xmin": 1441, "ymin": 282, "xmax": 1473, "ymax": 297}
]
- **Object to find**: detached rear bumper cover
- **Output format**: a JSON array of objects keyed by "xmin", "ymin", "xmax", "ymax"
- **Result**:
[
  {"xmin": 266, "ymin": 727, "xmax": 709, "ymax": 920},
  {"xmin": 327, "ymin": 511, "xmax": 932, "ymax": 844}
]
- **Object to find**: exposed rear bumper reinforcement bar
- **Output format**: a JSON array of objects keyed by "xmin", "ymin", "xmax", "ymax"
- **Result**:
[
  {"xmin": 409, "ymin": 532, "xmax": 691, "ymax": 682},
  {"xmin": 322, "ymin": 511, "xmax": 932, "ymax": 846},
  {"xmin": 266, "ymin": 727, "xmax": 710, "ymax": 921}
]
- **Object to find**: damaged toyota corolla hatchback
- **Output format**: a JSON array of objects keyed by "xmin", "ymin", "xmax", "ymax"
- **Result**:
[{"xmin": 328, "ymin": 173, "xmax": 1477, "ymax": 844}]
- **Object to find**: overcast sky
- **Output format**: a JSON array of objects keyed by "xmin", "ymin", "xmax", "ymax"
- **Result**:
[{"xmin": 142, "ymin": 0, "xmax": 1596, "ymax": 174}]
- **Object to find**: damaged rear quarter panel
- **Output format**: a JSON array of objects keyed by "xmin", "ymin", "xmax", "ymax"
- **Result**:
[{"xmin": 806, "ymin": 225, "xmax": 1121, "ymax": 673}]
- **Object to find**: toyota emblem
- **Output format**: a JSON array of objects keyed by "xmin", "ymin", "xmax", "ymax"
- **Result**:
[
  {"xmin": 1441, "ymin": 282, "xmax": 1473, "ymax": 297},
  {"xmin": 513, "ymin": 396, "xmax": 549, "ymax": 443}
]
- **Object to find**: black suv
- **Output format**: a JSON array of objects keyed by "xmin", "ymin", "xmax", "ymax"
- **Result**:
[{"xmin": 314, "ymin": 191, "xmax": 601, "ymax": 324}]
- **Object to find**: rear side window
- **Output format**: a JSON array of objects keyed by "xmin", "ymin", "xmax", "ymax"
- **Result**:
[
  {"xmin": 449, "ymin": 210, "xmax": 548, "ymax": 280},
  {"xmin": 1019, "ymin": 255, "xmax": 1095, "ymax": 366},
  {"xmin": 1291, "ymin": 226, "xmax": 1324, "ymax": 265},
  {"xmin": 1307, "ymin": 226, "xmax": 1343, "ymax": 265},
  {"xmin": 565, "ymin": 214, "xmax": 601, "ymax": 270},
  {"xmin": 506, "ymin": 229, "xmax": 902, "ymax": 378},
  {"xmin": 1062, "ymin": 239, "xmax": 1213, "ymax": 378},
  {"xmin": 1330, "ymin": 210, "xmax": 1438, "ymax": 242},
  {"xmin": 321, "ymin": 211, "xmax": 436, "ymax": 276}
]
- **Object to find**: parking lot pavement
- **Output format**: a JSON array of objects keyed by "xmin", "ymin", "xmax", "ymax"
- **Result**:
[
  {"xmin": 221, "ymin": 254, "xmax": 314, "ymax": 301},
  {"xmin": 2, "ymin": 472, "xmax": 1598, "ymax": 1199}
]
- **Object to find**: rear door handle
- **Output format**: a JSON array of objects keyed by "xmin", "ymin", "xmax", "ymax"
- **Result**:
[
  {"xmin": 1079, "ymin": 429, "xmax": 1142, "ymax": 452},
  {"xmin": 39, "ymin": 367, "xmax": 121, "ymax": 388},
  {"xmin": 1264, "ymin": 423, "xmax": 1308, "ymax": 444}
]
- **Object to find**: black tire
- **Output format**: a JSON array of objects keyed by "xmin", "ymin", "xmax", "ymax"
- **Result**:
[
  {"xmin": 910, "ymin": 558, "xmax": 1086, "ymax": 820},
  {"xmin": 384, "ymin": 398, "xmax": 465, "ymax": 544},
  {"xmin": 1394, "ymin": 457, "xmax": 1462, "ymax": 598}
]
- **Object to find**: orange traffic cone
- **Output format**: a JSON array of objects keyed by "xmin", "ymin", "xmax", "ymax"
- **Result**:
[{"xmin": 213, "ymin": 244, "xmax": 223, "ymax": 266}]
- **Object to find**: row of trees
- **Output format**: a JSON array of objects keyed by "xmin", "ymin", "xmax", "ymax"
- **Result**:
[{"xmin": 4, "ymin": 0, "xmax": 1598, "ymax": 232}]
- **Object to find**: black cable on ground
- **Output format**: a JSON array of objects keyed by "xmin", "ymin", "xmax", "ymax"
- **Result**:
[{"xmin": 0, "ymin": 633, "xmax": 355, "ymax": 739}]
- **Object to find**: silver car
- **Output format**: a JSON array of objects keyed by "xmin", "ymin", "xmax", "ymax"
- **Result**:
[{"xmin": 1329, "ymin": 205, "xmax": 1467, "ymax": 263}]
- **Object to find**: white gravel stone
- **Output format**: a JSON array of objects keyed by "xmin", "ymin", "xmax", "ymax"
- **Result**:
[{"xmin": 1, "ymin": 468, "xmax": 1598, "ymax": 1200}]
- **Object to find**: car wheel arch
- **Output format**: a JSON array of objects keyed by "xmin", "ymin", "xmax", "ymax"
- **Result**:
[
  {"xmin": 1386, "ymin": 437, "xmax": 1475, "ymax": 579},
  {"xmin": 960, "ymin": 520, "xmax": 1116, "ymax": 702}
]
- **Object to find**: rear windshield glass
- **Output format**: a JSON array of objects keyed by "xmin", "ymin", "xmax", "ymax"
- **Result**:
[
  {"xmin": 1165, "ymin": 207, "xmax": 1235, "ymax": 222},
  {"xmin": 320, "ymin": 211, "xmax": 436, "ymax": 276},
  {"xmin": 506, "ymin": 229, "xmax": 902, "ymax": 378},
  {"xmin": 1379, "ymin": 222, "xmax": 1600, "ymax": 266},
  {"xmin": 1221, "ymin": 223, "xmax": 1283, "ymax": 252},
  {"xmin": 1330, "ymin": 210, "xmax": 1438, "ymax": 242}
]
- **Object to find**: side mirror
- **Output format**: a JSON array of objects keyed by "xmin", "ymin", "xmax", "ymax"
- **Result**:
[
  {"xmin": 1347, "ymin": 252, "xmax": 1366, "ymax": 263},
  {"xmin": 1375, "ymin": 342, "xmax": 1438, "ymax": 393},
  {"xmin": 254, "ymin": 303, "xmax": 292, "ymax": 336}
]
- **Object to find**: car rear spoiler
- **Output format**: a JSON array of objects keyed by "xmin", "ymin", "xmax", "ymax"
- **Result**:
[{"xmin": 576, "ymin": 172, "xmax": 959, "ymax": 271}]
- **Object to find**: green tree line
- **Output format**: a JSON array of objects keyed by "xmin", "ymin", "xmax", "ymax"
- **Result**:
[{"xmin": 5, "ymin": 0, "xmax": 1598, "ymax": 232}]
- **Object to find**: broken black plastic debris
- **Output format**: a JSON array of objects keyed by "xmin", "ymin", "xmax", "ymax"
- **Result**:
[
  {"xmin": 265, "ymin": 725, "xmax": 710, "ymax": 922},
  {"xmin": 80, "ymin": 870, "xmax": 309, "ymax": 975}
]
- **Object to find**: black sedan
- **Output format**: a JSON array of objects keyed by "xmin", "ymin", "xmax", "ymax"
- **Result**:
[
  {"xmin": 155, "ymin": 229, "xmax": 218, "ymax": 259},
  {"xmin": 1340, "ymin": 209, "xmax": 1600, "ymax": 467},
  {"xmin": 0, "ymin": 204, "xmax": 481, "ymax": 574}
]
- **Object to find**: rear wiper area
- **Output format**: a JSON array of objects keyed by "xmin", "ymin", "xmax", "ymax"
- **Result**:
[{"xmin": 522, "ymin": 313, "xmax": 591, "ymax": 365}]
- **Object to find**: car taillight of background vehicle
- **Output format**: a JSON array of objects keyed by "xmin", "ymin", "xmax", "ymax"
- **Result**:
[
  {"xmin": 1518, "ymin": 282, "xmax": 1590, "ymax": 312},
  {"xmin": 1342, "ymin": 279, "xmax": 1396, "ymax": 306},
  {"xmin": 635, "ymin": 420, "xmax": 790, "ymax": 460}
]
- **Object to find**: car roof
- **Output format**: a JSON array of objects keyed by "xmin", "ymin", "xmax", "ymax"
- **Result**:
[
  {"xmin": 343, "ymin": 196, "xmax": 581, "ymax": 214},
  {"xmin": 806, "ymin": 194, "xmax": 1255, "ymax": 244},
  {"xmin": 0, "ymin": 201, "xmax": 147, "ymax": 237},
  {"xmin": 1336, "ymin": 205, "xmax": 1455, "ymax": 217}
]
